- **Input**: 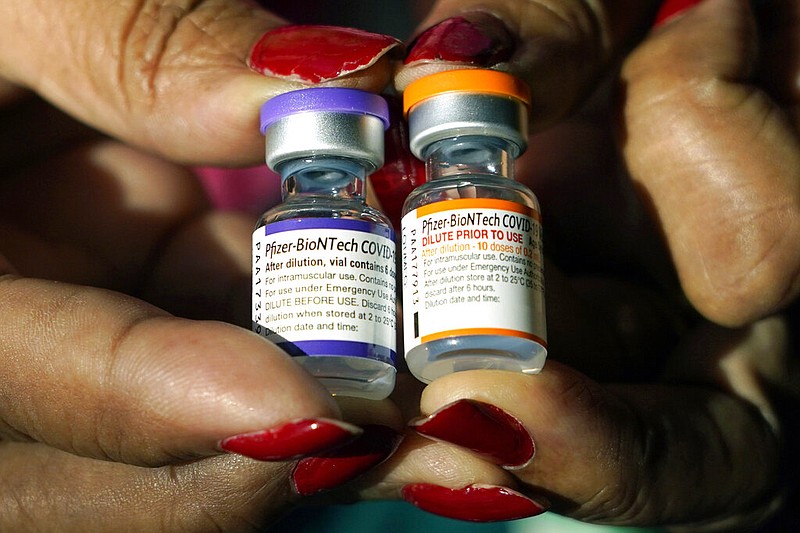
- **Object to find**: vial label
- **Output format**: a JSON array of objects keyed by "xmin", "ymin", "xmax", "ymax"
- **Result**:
[
  {"xmin": 253, "ymin": 219, "xmax": 397, "ymax": 365},
  {"xmin": 401, "ymin": 198, "xmax": 546, "ymax": 353}
]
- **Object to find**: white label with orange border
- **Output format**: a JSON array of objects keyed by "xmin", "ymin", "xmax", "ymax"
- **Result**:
[{"xmin": 401, "ymin": 198, "xmax": 546, "ymax": 353}]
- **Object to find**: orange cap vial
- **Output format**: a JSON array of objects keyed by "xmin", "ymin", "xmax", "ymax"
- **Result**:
[{"xmin": 402, "ymin": 69, "xmax": 531, "ymax": 159}]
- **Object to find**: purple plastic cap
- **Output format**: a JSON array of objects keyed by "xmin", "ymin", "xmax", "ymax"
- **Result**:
[{"xmin": 260, "ymin": 88, "xmax": 390, "ymax": 134}]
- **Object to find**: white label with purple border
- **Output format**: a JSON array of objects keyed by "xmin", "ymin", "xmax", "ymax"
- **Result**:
[{"xmin": 252, "ymin": 218, "xmax": 396, "ymax": 366}]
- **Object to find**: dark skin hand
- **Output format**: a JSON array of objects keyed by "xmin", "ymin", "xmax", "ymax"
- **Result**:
[
  {"xmin": 0, "ymin": 0, "xmax": 797, "ymax": 531},
  {"xmin": 361, "ymin": 0, "xmax": 799, "ymax": 530},
  {"xmin": 0, "ymin": 1, "xmax": 401, "ymax": 530}
]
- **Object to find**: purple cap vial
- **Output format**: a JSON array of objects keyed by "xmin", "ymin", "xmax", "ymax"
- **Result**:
[{"xmin": 260, "ymin": 88, "xmax": 390, "ymax": 173}]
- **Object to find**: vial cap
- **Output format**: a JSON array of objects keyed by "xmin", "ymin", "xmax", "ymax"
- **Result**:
[
  {"xmin": 402, "ymin": 69, "xmax": 531, "ymax": 159},
  {"xmin": 260, "ymin": 88, "xmax": 390, "ymax": 173},
  {"xmin": 402, "ymin": 69, "xmax": 530, "ymax": 116},
  {"xmin": 261, "ymin": 87, "xmax": 390, "ymax": 133}
]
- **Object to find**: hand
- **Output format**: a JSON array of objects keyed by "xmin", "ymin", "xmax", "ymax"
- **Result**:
[
  {"xmin": 0, "ymin": 1, "xmax": 403, "ymax": 529},
  {"xmin": 352, "ymin": 0, "xmax": 799, "ymax": 529}
]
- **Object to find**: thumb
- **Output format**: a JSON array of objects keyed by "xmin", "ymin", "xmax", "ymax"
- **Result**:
[
  {"xmin": 0, "ymin": 1, "xmax": 400, "ymax": 165},
  {"xmin": 0, "ymin": 275, "xmax": 361, "ymax": 466}
]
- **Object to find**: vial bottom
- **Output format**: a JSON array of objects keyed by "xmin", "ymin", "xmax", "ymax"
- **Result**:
[
  {"xmin": 405, "ymin": 335, "xmax": 547, "ymax": 384},
  {"xmin": 294, "ymin": 355, "xmax": 396, "ymax": 400}
]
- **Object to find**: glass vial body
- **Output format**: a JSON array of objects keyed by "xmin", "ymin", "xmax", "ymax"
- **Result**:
[
  {"xmin": 400, "ymin": 70, "xmax": 547, "ymax": 384},
  {"xmin": 252, "ymin": 89, "xmax": 396, "ymax": 400}
]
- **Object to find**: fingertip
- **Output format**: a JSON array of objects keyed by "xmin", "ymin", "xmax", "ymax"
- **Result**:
[
  {"xmin": 247, "ymin": 24, "xmax": 401, "ymax": 88},
  {"xmin": 394, "ymin": 1, "xmax": 657, "ymax": 129},
  {"xmin": 417, "ymin": 365, "xmax": 576, "ymax": 440},
  {"xmin": 219, "ymin": 417, "xmax": 363, "ymax": 461},
  {"xmin": 394, "ymin": 12, "xmax": 515, "ymax": 92},
  {"xmin": 182, "ymin": 25, "xmax": 401, "ymax": 165}
]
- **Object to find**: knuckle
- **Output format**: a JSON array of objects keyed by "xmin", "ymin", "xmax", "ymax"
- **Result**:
[
  {"xmin": 117, "ymin": 1, "xmax": 202, "ymax": 105},
  {"xmin": 116, "ymin": 1, "xmax": 238, "ymax": 108},
  {"xmin": 691, "ymin": 209, "xmax": 800, "ymax": 326}
]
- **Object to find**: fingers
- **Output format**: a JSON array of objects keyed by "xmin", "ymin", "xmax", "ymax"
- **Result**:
[
  {"xmin": 410, "ymin": 354, "xmax": 783, "ymax": 527},
  {"xmin": 0, "ymin": 397, "xmax": 409, "ymax": 530},
  {"xmin": 0, "ymin": 1, "xmax": 400, "ymax": 165},
  {"xmin": 618, "ymin": 0, "xmax": 800, "ymax": 326},
  {"xmin": 0, "ymin": 274, "xmax": 350, "ymax": 466},
  {"xmin": 394, "ymin": 0, "xmax": 661, "ymax": 128}
]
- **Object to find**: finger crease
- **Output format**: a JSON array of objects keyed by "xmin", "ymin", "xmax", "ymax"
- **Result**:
[
  {"xmin": 118, "ymin": 0, "xmax": 206, "ymax": 110},
  {"xmin": 94, "ymin": 313, "xmax": 153, "ymax": 461}
]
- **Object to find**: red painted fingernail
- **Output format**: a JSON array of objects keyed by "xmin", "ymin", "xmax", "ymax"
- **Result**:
[
  {"xmin": 370, "ymin": 96, "xmax": 425, "ymax": 228},
  {"xmin": 291, "ymin": 424, "xmax": 403, "ymax": 495},
  {"xmin": 410, "ymin": 399, "xmax": 534, "ymax": 469},
  {"xmin": 653, "ymin": 0, "xmax": 703, "ymax": 27},
  {"xmin": 248, "ymin": 25, "xmax": 401, "ymax": 83},
  {"xmin": 219, "ymin": 418, "xmax": 361, "ymax": 461},
  {"xmin": 402, "ymin": 484, "xmax": 548, "ymax": 522},
  {"xmin": 405, "ymin": 14, "xmax": 515, "ymax": 67}
]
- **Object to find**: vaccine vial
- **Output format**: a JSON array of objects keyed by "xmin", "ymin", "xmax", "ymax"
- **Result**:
[
  {"xmin": 401, "ymin": 69, "xmax": 547, "ymax": 384},
  {"xmin": 253, "ymin": 88, "xmax": 397, "ymax": 400}
]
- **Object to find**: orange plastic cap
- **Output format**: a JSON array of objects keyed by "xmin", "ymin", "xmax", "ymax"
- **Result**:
[{"xmin": 403, "ymin": 69, "xmax": 531, "ymax": 116}]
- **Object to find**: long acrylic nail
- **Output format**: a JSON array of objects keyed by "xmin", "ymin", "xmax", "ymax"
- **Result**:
[
  {"xmin": 653, "ymin": 0, "xmax": 704, "ymax": 27},
  {"xmin": 249, "ymin": 25, "xmax": 401, "ymax": 83},
  {"xmin": 291, "ymin": 424, "xmax": 403, "ymax": 496},
  {"xmin": 404, "ymin": 13, "xmax": 515, "ymax": 67},
  {"xmin": 219, "ymin": 418, "xmax": 361, "ymax": 461},
  {"xmin": 402, "ymin": 483, "xmax": 548, "ymax": 522},
  {"xmin": 410, "ymin": 399, "xmax": 534, "ymax": 469}
]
